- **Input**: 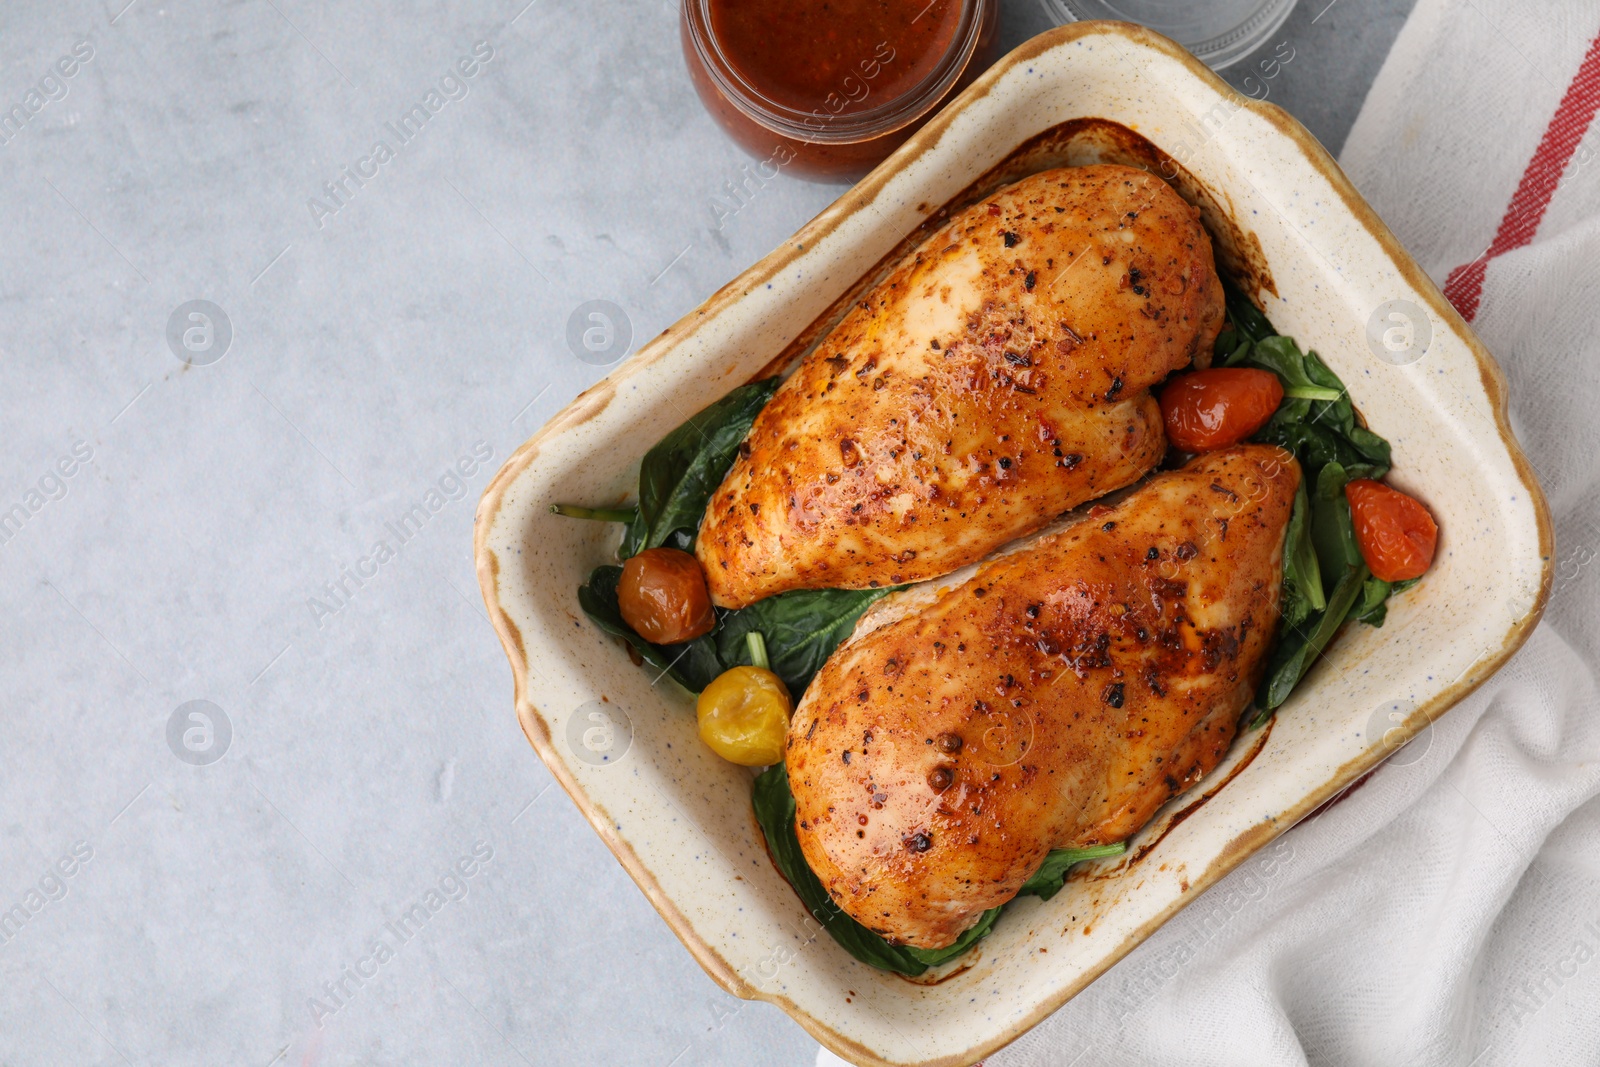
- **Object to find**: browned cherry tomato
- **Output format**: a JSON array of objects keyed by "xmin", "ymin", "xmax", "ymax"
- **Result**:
[
  {"xmin": 617, "ymin": 547, "xmax": 715, "ymax": 644},
  {"xmin": 1159, "ymin": 368, "xmax": 1285, "ymax": 452},
  {"xmin": 1345, "ymin": 479, "xmax": 1438, "ymax": 582}
]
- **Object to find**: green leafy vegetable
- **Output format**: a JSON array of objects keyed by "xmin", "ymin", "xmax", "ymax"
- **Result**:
[
  {"xmin": 904, "ymin": 906, "xmax": 1003, "ymax": 967},
  {"xmin": 752, "ymin": 764, "xmax": 1119, "ymax": 974},
  {"xmin": 1280, "ymin": 478, "xmax": 1324, "ymax": 629},
  {"xmin": 1249, "ymin": 344, "xmax": 1390, "ymax": 477},
  {"xmin": 1347, "ymin": 576, "xmax": 1396, "ymax": 627},
  {"xmin": 624, "ymin": 378, "xmax": 781, "ymax": 557},
  {"xmin": 713, "ymin": 586, "xmax": 896, "ymax": 696},
  {"xmin": 577, "ymin": 567, "xmax": 892, "ymax": 695},
  {"xmin": 1016, "ymin": 842, "xmax": 1128, "ymax": 901},
  {"xmin": 1283, "ymin": 384, "xmax": 1345, "ymax": 402},
  {"xmin": 1220, "ymin": 333, "xmax": 1255, "ymax": 366},
  {"xmin": 1222, "ymin": 279, "xmax": 1275, "ymax": 343},
  {"xmin": 1217, "ymin": 281, "xmax": 1419, "ymax": 716},
  {"xmin": 1242, "ymin": 335, "xmax": 1326, "ymax": 391},
  {"xmin": 1219, "ymin": 296, "xmax": 1392, "ymax": 481},
  {"xmin": 550, "ymin": 504, "xmax": 636, "ymax": 523},
  {"xmin": 552, "ymin": 378, "xmax": 780, "ymax": 558},
  {"xmin": 1352, "ymin": 576, "xmax": 1419, "ymax": 629},
  {"xmin": 1260, "ymin": 562, "xmax": 1370, "ymax": 711},
  {"xmin": 1309, "ymin": 462, "xmax": 1363, "ymax": 582}
]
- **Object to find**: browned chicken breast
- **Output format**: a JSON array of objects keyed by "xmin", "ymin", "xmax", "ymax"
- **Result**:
[
  {"xmin": 697, "ymin": 164, "xmax": 1224, "ymax": 609},
  {"xmin": 786, "ymin": 445, "xmax": 1299, "ymax": 949}
]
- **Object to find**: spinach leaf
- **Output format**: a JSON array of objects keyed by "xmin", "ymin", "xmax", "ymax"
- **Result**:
[
  {"xmin": 625, "ymin": 378, "xmax": 781, "ymax": 557},
  {"xmin": 1353, "ymin": 576, "xmax": 1419, "ymax": 629},
  {"xmin": 1255, "ymin": 420, "xmax": 1367, "ymax": 474},
  {"xmin": 1222, "ymin": 277, "xmax": 1275, "ymax": 343},
  {"xmin": 1310, "ymin": 462, "xmax": 1362, "ymax": 590},
  {"xmin": 1301, "ymin": 350, "xmax": 1391, "ymax": 470},
  {"xmin": 1281, "ymin": 478, "xmax": 1324, "ymax": 628},
  {"xmin": 577, "ymin": 566, "xmax": 725, "ymax": 692},
  {"xmin": 903, "ymin": 906, "xmax": 1003, "ymax": 966},
  {"xmin": 1016, "ymin": 842, "xmax": 1128, "ymax": 902},
  {"xmin": 554, "ymin": 378, "xmax": 780, "ymax": 558},
  {"xmin": 1216, "ymin": 288, "xmax": 1418, "ymax": 714},
  {"xmin": 614, "ymin": 515, "xmax": 651, "ymax": 561},
  {"xmin": 1246, "ymin": 335, "xmax": 1321, "ymax": 390},
  {"xmin": 1220, "ymin": 334, "xmax": 1254, "ymax": 367},
  {"xmin": 751, "ymin": 764, "xmax": 997, "ymax": 976},
  {"xmin": 550, "ymin": 504, "xmax": 637, "ymax": 524},
  {"xmin": 1261, "ymin": 562, "xmax": 1371, "ymax": 709},
  {"xmin": 1237, "ymin": 332, "xmax": 1391, "ymax": 481},
  {"xmin": 715, "ymin": 587, "xmax": 897, "ymax": 696},
  {"xmin": 578, "ymin": 566, "xmax": 893, "ymax": 697},
  {"xmin": 1348, "ymin": 577, "xmax": 1395, "ymax": 627}
]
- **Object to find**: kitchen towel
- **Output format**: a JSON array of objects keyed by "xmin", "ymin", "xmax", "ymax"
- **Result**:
[{"xmin": 823, "ymin": 0, "xmax": 1600, "ymax": 1063}]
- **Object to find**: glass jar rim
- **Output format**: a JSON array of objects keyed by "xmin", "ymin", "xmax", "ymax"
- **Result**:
[{"xmin": 682, "ymin": 0, "xmax": 989, "ymax": 144}]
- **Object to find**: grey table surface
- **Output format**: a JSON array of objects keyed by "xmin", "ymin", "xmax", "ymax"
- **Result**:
[{"xmin": 0, "ymin": 0, "xmax": 1412, "ymax": 1064}]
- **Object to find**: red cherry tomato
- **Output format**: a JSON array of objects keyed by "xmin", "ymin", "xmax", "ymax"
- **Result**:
[
  {"xmin": 1159, "ymin": 368, "xmax": 1285, "ymax": 452},
  {"xmin": 1345, "ymin": 479, "xmax": 1438, "ymax": 582}
]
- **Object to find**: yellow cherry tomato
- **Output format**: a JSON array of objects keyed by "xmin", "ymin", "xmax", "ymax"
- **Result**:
[{"xmin": 696, "ymin": 666, "xmax": 793, "ymax": 766}]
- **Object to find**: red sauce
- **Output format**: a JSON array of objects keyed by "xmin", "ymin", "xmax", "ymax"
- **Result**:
[
  {"xmin": 709, "ymin": 0, "xmax": 965, "ymax": 118},
  {"xmin": 682, "ymin": 0, "xmax": 996, "ymax": 180}
]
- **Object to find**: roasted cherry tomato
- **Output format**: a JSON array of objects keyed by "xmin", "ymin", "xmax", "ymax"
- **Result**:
[
  {"xmin": 1159, "ymin": 368, "xmax": 1285, "ymax": 452},
  {"xmin": 1345, "ymin": 479, "xmax": 1438, "ymax": 582},
  {"xmin": 696, "ymin": 666, "xmax": 792, "ymax": 766},
  {"xmin": 617, "ymin": 547, "xmax": 715, "ymax": 644}
]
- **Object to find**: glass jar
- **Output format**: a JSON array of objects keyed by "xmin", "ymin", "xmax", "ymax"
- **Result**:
[
  {"xmin": 1039, "ymin": 1, "xmax": 1297, "ymax": 70},
  {"xmin": 681, "ymin": 0, "xmax": 999, "ymax": 182}
]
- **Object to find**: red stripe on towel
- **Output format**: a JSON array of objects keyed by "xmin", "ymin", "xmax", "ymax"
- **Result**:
[{"xmin": 1443, "ymin": 29, "xmax": 1600, "ymax": 320}]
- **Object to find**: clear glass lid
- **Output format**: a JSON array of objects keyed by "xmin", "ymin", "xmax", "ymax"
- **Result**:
[{"xmin": 1038, "ymin": 0, "xmax": 1299, "ymax": 70}]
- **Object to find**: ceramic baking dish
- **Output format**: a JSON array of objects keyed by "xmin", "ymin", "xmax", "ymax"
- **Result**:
[{"xmin": 474, "ymin": 22, "xmax": 1550, "ymax": 1067}]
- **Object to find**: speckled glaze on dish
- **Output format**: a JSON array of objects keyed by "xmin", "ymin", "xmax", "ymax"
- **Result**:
[{"xmin": 474, "ymin": 23, "xmax": 1551, "ymax": 1067}]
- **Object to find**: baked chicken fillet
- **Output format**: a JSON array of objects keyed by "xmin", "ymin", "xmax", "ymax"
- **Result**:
[
  {"xmin": 697, "ymin": 164, "xmax": 1224, "ymax": 609},
  {"xmin": 786, "ymin": 445, "xmax": 1299, "ymax": 949}
]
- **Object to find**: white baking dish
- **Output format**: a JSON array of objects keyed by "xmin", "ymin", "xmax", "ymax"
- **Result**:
[{"xmin": 475, "ymin": 22, "xmax": 1550, "ymax": 1066}]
